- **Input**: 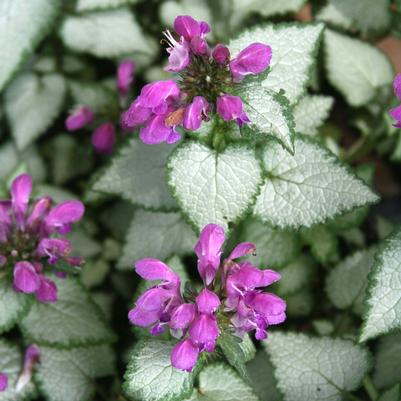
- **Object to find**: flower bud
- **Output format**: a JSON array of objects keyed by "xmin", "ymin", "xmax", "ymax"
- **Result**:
[
  {"xmin": 65, "ymin": 106, "xmax": 94, "ymax": 131},
  {"xmin": 91, "ymin": 123, "xmax": 116, "ymax": 154}
]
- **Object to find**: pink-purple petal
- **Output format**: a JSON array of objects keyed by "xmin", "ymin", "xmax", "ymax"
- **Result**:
[
  {"xmin": 91, "ymin": 123, "xmax": 116, "ymax": 154},
  {"xmin": 45, "ymin": 201, "xmax": 85, "ymax": 233},
  {"xmin": 169, "ymin": 303, "xmax": 196, "ymax": 329},
  {"xmin": 389, "ymin": 104, "xmax": 401, "ymax": 128},
  {"xmin": 216, "ymin": 94, "xmax": 250, "ymax": 127},
  {"xmin": 35, "ymin": 276, "xmax": 58, "ymax": 303},
  {"xmin": 0, "ymin": 373, "xmax": 8, "ymax": 392},
  {"xmin": 229, "ymin": 43, "xmax": 272, "ymax": 82},
  {"xmin": 174, "ymin": 16, "xmax": 201, "ymax": 41},
  {"xmin": 195, "ymin": 288, "xmax": 220, "ymax": 314},
  {"xmin": 13, "ymin": 261, "xmax": 40, "ymax": 293},
  {"xmin": 194, "ymin": 224, "xmax": 225, "ymax": 285},
  {"xmin": 212, "ymin": 44, "xmax": 230, "ymax": 65},
  {"xmin": 170, "ymin": 339, "xmax": 199, "ymax": 372},
  {"xmin": 228, "ymin": 242, "xmax": 256, "ymax": 260},
  {"xmin": 117, "ymin": 59, "xmax": 135, "ymax": 96},
  {"xmin": 135, "ymin": 258, "xmax": 179, "ymax": 283},
  {"xmin": 183, "ymin": 96, "xmax": 209, "ymax": 130},
  {"xmin": 189, "ymin": 314, "xmax": 219, "ymax": 352},
  {"xmin": 65, "ymin": 106, "xmax": 94, "ymax": 131},
  {"xmin": 11, "ymin": 174, "xmax": 32, "ymax": 226}
]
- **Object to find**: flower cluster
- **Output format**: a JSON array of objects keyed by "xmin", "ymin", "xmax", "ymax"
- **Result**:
[
  {"xmin": 0, "ymin": 344, "xmax": 40, "ymax": 393},
  {"xmin": 0, "ymin": 174, "xmax": 84, "ymax": 302},
  {"xmin": 65, "ymin": 59, "xmax": 136, "ymax": 154},
  {"xmin": 128, "ymin": 223, "xmax": 286, "ymax": 372},
  {"xmin": 390, "ymin": 74, "xmax": 401, "ymax": 128},
  {"xmin": 121, "ymin": 15, "xmax": 272, "ymax": 145}
]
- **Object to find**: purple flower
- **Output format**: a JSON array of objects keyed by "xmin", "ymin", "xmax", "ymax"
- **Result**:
[
  {"xmin": 137, "ymin": 81, "xmax": 181, "ymax": 114},
  {"xmin": 91, "ymin": 123, "xmax": 116, "ymax": 154},
  {"xmin": 163, "ymin": 30, "xmax": 190, "ymax": 73},
  {"xmin": 13, "ymin": 261, "xmax": 40, "ymax": 294},
  {"xmin": 121, "ymin": 16, "xmax": 274, "ymax": 144},
  {"xmin": 169, "ymin": 303, "xmax": 196, "ymax": 330},
  {"xmin": 121, "ymin": 99, "xmax": 153, "ymax": 130},
  {"xmin": 390, "ymin": 74, "xmax": 401, "ymax": 128},
  {"xmin": 190, "ymin": 37, "xmax": 209, "ymax": 56},
  {"xmin": 0, "ymin": 373, "xmax": 8, "ymax": 392},
  {"xmin": 27, "ymin": 197, "xmax": 52, "ymax": 232},
  {"xmin": 225, "ymin": 261, "xmax": 285, "ymax": 339},
  {"xmin": 174, "ymin": 16, "xmax": 202, "ymax": 41},
  {"xmin": 229, "ymin": 43, "xmax": 272, "ymax": 82},
  {"xmin": 16, "ymin": 345, "xmax": 40, "ymax": 392},
  {"xmin": 128, "ymin": 223, "xmax": 285, "ymax": 373},
  {"xmin": 194, "ymin": 224, "xmax": 225, "ymax": 285},
  {"xmin": 37, "ymin": 238, "xmax": 72, "ymax": 264},
  {"xmin": 195, "ymin": 288, "xmax": 220, "ymax": 314},
  {"xmin": 170, "ymin": 339, "xmax": 199, "ymax": 372},
  {"xmin": 36, "ymin": 276, "xmax": 58, "ymax": 303},
  {"xmin": 217, "ymin": 94, "xmax": 250, "ymax": 127},
  {"xmin": 139, "ymin": 113, "xmax": 181, "ymax": 145},
  {"xmin": 128, "ymin": 258, "xmax": 183, "ymax": 334},
  {"xmin": 11, "ymin": 174, "xmax": 32, "ymax": 230},
  {"xmin": 117, "ymin": 59, "xmax": 135, "ymax": 96},
  {"xmin": 183, "ymin": 96, "xmax": 210, "ymax": 131},
  {"xmin": 189, "ymin": 313, "xmax": 219, "ymax": 352},
  {"xmin": 65, "ymin": 106, "xmax": 94, "ymax": 131},
  {"xmin": 44, "ymin": 200, "xmax": 85, "ymax": 235},
  {"xmin": 0, "ymin": 174, "xmax": 85, "ymax": 303},
  {"xmin": 212, "ymin": 44, "xmax": 230, "ymax": 65}
]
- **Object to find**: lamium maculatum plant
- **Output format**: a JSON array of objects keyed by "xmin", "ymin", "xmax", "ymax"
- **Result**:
[{"xmin": 1, "ymin": 1, "xmax": 401, "ymax": 401}]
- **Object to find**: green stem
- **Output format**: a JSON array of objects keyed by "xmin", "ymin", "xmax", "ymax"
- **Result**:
[
  {"xmin": 363, "ymin": 375, "xmax": 379, "ymax": 401},
  {"xmin": 345, "ymin": 393, "xmax": 362, "ymax": 401},
  {"xmin": 343, "ymin": 135, "xmax": 375, "ymax": 163}
]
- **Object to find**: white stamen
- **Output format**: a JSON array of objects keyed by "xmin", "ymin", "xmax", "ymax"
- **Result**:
[{"xmin": 163, "ymin": 29, "xmax": 178, "ymax": 48}]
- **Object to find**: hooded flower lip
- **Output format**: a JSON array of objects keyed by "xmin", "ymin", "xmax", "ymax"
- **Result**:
[
  {"xmin": 44, "ymin": 200, "xmax": 85, "ymax": 235},
  {"xmin": 216, "ymin": 94, "xmax": 250, "ymax": 127},
  {"xmin": 139, "ymin": 113, "xmax": 181, "ymax": 145},
  {"xmin": 170, "ymin": 338, "xmax": 199, "ymax": 372},
  {"xmin": 183, "ymin": 96, "xmax": 210, "ymax": 131},
  {"xmin": 169, "ymin": 303, "xmax": 196, "ymax": 330},
  {"xmin": 189, "ymin": 313, "xmax": 219, "ymax": 352},
  {"xmin": 0, "ymin": 174, "xmax": 85, "ymax": 303},
  {"xmin": 212, "ymin": 44, "xmax": 230, "ymax": 65},
  {"xmin": 194, "ymin": 224, "xmax": 225, "ymax": 285},
  {"xmin": 11, "ymin": 174, "xmax": 32, "ymax": 229},
  {"xmin": 13, "ymin": 261, "xmax": 40, "ymax": 294},
  {"xmin": 117, "ymin": 59, "xmax": 135, "ymax": 96},
  {"xmin": 65, "ymin": 106, "xmax": 94, "ymax": 131},
  {"xmin": 229, "ymin": 43, "xmax": 272, "ymax": 82},
  {"xmin": 195, "ymin": 288, "xmax": 220, "ymax": 314},
  {"xmin": 173, "ymin": 15, "xmax": 203, "ymax": 41},
  {"xmin": 137, "ymin": 80, "xmax": 181, "ymax": 113}
]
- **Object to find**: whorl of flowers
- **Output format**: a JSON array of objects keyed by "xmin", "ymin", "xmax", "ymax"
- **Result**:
[
  {"xmin": 121, "ymin": 15, "xmax": 272, "ymax": 145},
  {"xmin": 64, "ymin": 59, "xmax": 136, "ymax": 154},
  {"xmin": 128, "ymin": 223, "xmax": 286, "ymax": 372},
  {"xmin": 0, "ymin": 174, "xmax": 84, "ymax": 303}
]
